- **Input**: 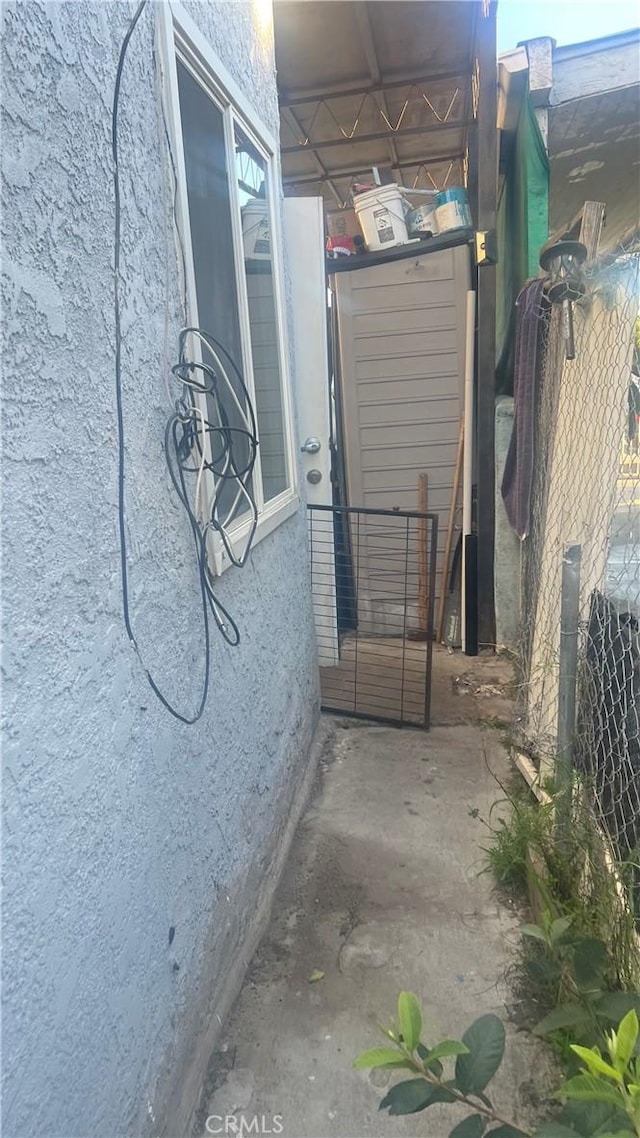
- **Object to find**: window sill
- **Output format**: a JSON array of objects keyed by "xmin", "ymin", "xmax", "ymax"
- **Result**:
[{"xmin": 211, "ymin": 490, "xmax": 300, "ymax": 575}]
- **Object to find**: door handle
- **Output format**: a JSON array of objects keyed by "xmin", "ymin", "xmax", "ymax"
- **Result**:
[{"xmin": 300, "ymin": 436, "xmax": 321, "ymax": 454}]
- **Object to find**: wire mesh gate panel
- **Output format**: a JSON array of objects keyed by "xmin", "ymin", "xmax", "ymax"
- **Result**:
[{"xmin": 308, "ymin": 505, "xmax": 438, "ymax": 728}]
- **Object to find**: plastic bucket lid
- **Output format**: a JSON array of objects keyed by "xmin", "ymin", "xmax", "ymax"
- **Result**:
[
  {"xmin": 353, "ymin": 184, "xmax": 405, "ymax": 210},
  {"xmin": 353, "ymin": 185, "xmax": 409, "ymax": 250}
]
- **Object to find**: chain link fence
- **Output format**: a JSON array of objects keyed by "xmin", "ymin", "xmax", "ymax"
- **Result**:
[{"xmin": 516, "ymin": 234, "xmax": 640, "ymax": 916}]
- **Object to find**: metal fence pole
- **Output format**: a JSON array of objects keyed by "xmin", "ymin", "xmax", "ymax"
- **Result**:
[{"xmin": 557, "ymin": 543, "xmax": 582, "ymax": 837}]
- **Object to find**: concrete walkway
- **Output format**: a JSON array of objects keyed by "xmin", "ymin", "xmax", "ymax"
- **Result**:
[{"xmin": 197, "ymin": 661, "xmax": 550, "ymax": 1138}]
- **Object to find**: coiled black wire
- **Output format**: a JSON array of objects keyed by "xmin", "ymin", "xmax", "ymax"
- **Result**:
[{"xmin": 112, "ymin": 0, "xmax": 258, "ymax": 723}]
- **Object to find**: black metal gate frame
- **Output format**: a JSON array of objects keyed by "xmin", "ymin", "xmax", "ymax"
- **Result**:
[{"xmin": 308, "ymin": 504, "xmax": 438, "ymax": 729}]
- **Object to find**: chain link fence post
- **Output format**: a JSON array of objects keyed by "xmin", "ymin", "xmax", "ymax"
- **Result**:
[{"xmin": 556, "ymin": 543, "xmax": 581, "ymax": 841}]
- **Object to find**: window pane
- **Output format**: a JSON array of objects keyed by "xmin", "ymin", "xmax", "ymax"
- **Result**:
[
  {"xmin": 234, "ymin": 126, "xmax": 289, "ymax": 502},
  {"xmin": 176, "ymin": 61, "xmax": 252, "ymax": 522}
]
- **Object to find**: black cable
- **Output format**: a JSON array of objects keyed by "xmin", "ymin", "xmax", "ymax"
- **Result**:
[
  {"xmin": 112, "ymin": 1, "xmax": 260, "ymax": 723},
  {"xmin": 173, "ymin": 328, "xmax": 259, "ymax": 566},
  {"xmin": 112, "ymin": 0, "xmax": 212, "ymax": 724}
]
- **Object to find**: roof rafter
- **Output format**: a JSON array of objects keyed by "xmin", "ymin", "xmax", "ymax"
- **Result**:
[
  {"xmin": 283, "ymin": 151, "xmax": 465, "ymax": 185},
  {"xmin": 280, "ymin": 105, "xmax": 343, "ymax": 206},
  {"xmin": 352, "ymin": 4, "xmax": 400, "ymax": 171},
  {"xmin": 279, "ymin": 67, "xmax": 468, "ymax": 108},
  {"xmin": 281, "ymin": 117, "xmax": 474, "ymax": 156}
]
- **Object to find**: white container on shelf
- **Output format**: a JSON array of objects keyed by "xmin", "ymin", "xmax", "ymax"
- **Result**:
[
  {"xmin": 242, "ymin": 198, "xmax": 270, "ymax": 260},
  {"xmin": 353, "ymin": 184, "xmax": 408, "ymax": 251}
]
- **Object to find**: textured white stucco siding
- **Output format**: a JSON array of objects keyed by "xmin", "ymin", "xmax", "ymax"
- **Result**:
[{"xmin": 1, "ymin": 3, "xmax": 318, "ymax": 1135}]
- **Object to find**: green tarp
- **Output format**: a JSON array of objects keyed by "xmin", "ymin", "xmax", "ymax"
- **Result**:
[{"xmin": 496, "ymin": 88, "xmax": 549, "ymax": 385}]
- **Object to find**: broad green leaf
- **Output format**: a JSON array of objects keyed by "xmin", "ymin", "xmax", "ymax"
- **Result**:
[
  {"xmin": 423, "ymin": 1083, "xmax": 457, "ymax": 1104},
  {"xmin": 612, "ymin": 1009, "xmax": 639, "ymax": 1071},
  {"xmin": 416, "ymin": 1043, "xmax": 442, "ymax": 1077},
  {"xmin": 521, "ymin": 924, "xmax": 549, "ymax": 942},
  {"xmin": 595, "ymin": 992, "xmax": 640, "ymax": 1024},
  {"xmin": 534, "ymin": 1004, "xmax": 593, "ymax": 1036},
  {"xmin": 379, "ymin": 1078, "xmax": 455, "ymax": 1115},
  {"xmin": 550, "ymin": 915, "xmax": 573, "ymax": 943},
  {"xmin": 561, "ymin": 1099, "xmax": 627, "ymax": 1134},
  {"xmin": 353, "ymin": 1047, "xmax": 414, "ymax": 1071},
  {"xmin": 570, "ymin": 1045, "xmax": 622, "ymax": 1083},
  {"xmin": 526, "ymin": 956, "xmax": 562, "ymax": 989},
  {"xmin": 592, "ymin": 1132, "xmax": 637, "ymax": 1138},
  {"xmin": 485, "ymin": 1127, "xmax": 527, "ymax": 1138},
  {"xmin": 449, "ymin": 1114, "xmax": 486, "ymax": 1138},
  {"xmin": 455, "ymin": 1014, "xmax": 506, "ymax": 1095},
  {"xmin": 427, "ymin": 1039, "xmax": 470, "ymax": 1063},
  {"xmin": 533, "ymin": 1125, "xmax": 582, "ymax": 1138},
  {"xmin": 572, "ymin": 938, "xmax": 608, "ymax": 989},
  {"xmin": 558, "ymin": 1073, "xmax": 627, "ymax": 1108},
  {"xmin": 397, "ymin": 992, "xmax": 422, "ymax": 1052},
  {"xmin": 559, "ymin": 1097, "xmax": 628, "ymax": 1135},
  {"xmin": 486, "ymin": 1128, "xmax": 527, "ymax": 1138}
]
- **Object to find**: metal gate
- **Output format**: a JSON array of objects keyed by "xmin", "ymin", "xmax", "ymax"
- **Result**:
[{"xmin": 308, "ymin": 504, "xmax": 438, "ymax": 728}]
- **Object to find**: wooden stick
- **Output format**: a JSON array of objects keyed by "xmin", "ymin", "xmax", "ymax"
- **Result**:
[
  {"xmin": 418, "ymin": 473, "xmax": 429, "ymax": 634},
  {"xmin": 578, "ymin": 200, "xmax": 605, "ymax": 265},
  {"xmin": 436, "ymin": 419, "xmax": 465, "ymax": 642}
]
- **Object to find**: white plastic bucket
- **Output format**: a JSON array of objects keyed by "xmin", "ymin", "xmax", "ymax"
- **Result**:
[
  {"xmin": 353, "ymin": 185, "xmax": 408, "ymax": 251},
  {"xmin": 434, "ymin": 187, "xmax": 472, "ymax": 234},
  {"xmin": 242, "ymin": 199, "xmax": 270, "ymax": 260},
  {"xmin": 406, "ymin": 202, "xmax": 438, "ymax": 237}
]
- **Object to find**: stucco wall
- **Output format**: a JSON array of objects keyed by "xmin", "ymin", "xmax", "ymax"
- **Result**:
[{"xmin": 1, "ymin": 3, "xmax": 318, "ymax": 1136}]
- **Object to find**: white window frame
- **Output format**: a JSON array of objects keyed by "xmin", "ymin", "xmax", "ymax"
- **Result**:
[{"xmin": 157, "ymin": 1, "xmax": 298, "ymax": 575}]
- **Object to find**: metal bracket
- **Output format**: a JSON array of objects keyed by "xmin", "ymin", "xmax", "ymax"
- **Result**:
[{"xmin": 475, "ymin": 230, "xmax": 497, "ymax": 266}]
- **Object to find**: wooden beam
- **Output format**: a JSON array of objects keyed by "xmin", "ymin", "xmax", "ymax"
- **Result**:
[
  {"xmin": 543, "ymin": 199, "xmax": 605, "ymax": 261},
  {"xmin": 578, "ymin": 200, "xmax": 606, "ymax": 264},
  {"xmin": 474, "ymin": 0, "xmax": 498, "ymax": 649}
]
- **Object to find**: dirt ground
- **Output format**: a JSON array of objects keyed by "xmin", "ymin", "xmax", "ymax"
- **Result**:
[{"xmin": 194, "ymin": 652, "xmax": 554, "ymax": 1138}]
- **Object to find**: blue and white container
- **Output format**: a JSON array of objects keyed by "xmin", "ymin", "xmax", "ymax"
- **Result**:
[
  {"xmin": 406, "ymin": 201, "xmax": 438, "ymax": 237},
  {"xmin": 434, "ymin": 187, "xmax": 472, "ymax": 233}
]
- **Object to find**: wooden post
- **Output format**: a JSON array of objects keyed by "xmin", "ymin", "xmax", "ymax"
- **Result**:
[
  {"xmin": 474, "ymin": 0, "xmax": 498, "ymax": 648},
  {"xmin": 437, "ymin": 420, "xmax": 464, "ymax": 641},
  {"xmin": 578, "ymin": 201, "xmax": 605, "ymax": 264},
  {"xmin": 543, "ymin": 200, "xmax": 605, "ymax": 261},
  {"xmin": 418, "ymin": 473, "xmax": 429, "ymax": 635}
]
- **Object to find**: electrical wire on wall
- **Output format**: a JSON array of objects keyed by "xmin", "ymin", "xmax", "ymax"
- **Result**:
[{"xmin": 112, "ymin": 1, "xmax": 258, "ymax": 723}]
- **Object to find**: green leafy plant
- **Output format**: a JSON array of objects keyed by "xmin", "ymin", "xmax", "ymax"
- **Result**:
[
  {"xmin": 477, "ymin": 772, "xmax": 640, "ymax": 1001},
  {"xmin": 557, "ymin": 1009, "xmax": 640, "ymax": 1136},
  {"xmin": 354, "ymin": 992, "xmax": 640, "ymax": 1137},
  {"xmin": 515, "ymin": 909, "xmax": 640, "ymax": 1061},
  {"xmin": 354, "ymin": 992, "xmax": 524, "ymax": 1135}
]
